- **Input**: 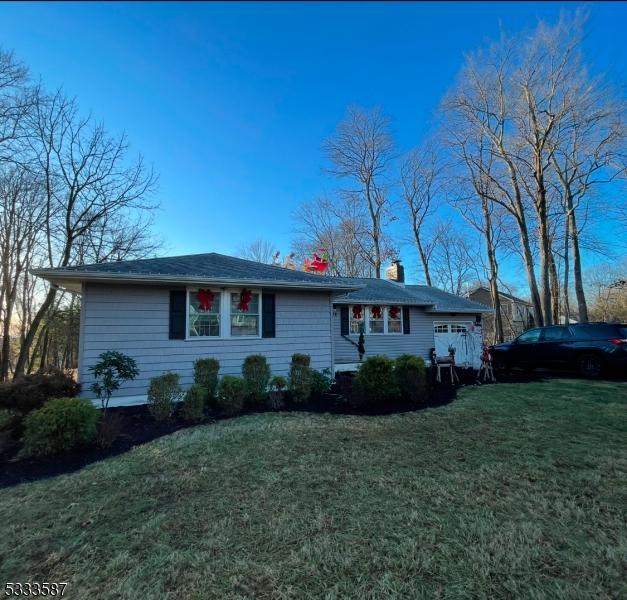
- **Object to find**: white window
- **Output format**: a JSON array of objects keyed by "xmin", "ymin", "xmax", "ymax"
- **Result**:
[
  {"xmin": 450, "ymin": 324, "xmax": 468, "ymax": 333},
  {"xmin": 368, "ymin": 306, "xmax": 385, "ymax": 334},
  {"xmin": 350, "ymin": 305, "xmax": 365, "ymax": 334},
  {"xmin": 350, "ymin": 305, "xmax": 402, "ymax": 335},
  {"xmin": 188, "ymin": 289, "xmax": 221, "ymax": 337},
  {"xmin": 230, "ymin": 292, "xmax": 260, "ymax": 337},
  {"xmin": 434, "ymin": 324, "xmax": 449, "ymax": 333}
]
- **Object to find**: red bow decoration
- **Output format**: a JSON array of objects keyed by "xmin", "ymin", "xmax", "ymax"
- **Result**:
[
  {"xmin": 371, "ymin": 305, "xmax": 382, "ymax": 319},
  {"xmin": 196, "ymin": 289, "xmax": 214, "ymax": 312},
  {"xmin": 352, "ymin": 304, "xmax": 362, "ymax": 319},
  {"xmin": 389, "ymin": 306, "xmax": 400, "ymax": 320},
  {"xmin": 238, "ymin": 288, "xmax": 253, "ymax": 312}
]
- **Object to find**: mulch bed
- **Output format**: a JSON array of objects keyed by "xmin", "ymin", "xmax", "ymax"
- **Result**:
[{"xmin": 2, "ymin": 367, "xmax": 553, "ymax": 489}]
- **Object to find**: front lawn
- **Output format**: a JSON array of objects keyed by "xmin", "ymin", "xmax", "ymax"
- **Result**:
[{"xmin": 1, "ymin": 380, "xmax": 625, "ymax": 599}]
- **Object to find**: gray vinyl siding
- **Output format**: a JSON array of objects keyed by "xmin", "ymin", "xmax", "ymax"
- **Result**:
[
  {"xmin": 332, "ymin": 306, "xmax": 466, "ymax": 364},
  {"xmin": 80, "ymin": 283, "xmax": 332, "ymax": 401}
]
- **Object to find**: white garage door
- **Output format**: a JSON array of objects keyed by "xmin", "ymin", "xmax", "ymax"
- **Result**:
[{"xmin": 433, "ymin": 321, "xmax": 482, "ymax": 368}]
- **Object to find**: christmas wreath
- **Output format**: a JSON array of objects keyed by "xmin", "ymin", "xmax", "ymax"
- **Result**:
[
  {"xmin": 371, "ymin": 305, "xmax": 382, "ymax": 320},
  {"xmin": 196, "ymin": 289, "xmax": 214, "ymax": 312},
  {"xmin": 352, "ymin": 304, "xmax": 362, "ymax": 320},
  {"xmin": 238, "ymin": 288, "xmax": 253, "ymax": 312},
  {"xmin": 389, "ymin": 305, "xmax": 400, "ymax": 320}
]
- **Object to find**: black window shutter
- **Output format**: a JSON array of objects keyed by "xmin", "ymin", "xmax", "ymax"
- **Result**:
[
  {"xmin": 340, "ymin": 306, "xmax": 349, "ymax": 336},
  {"xmin": 402, "ymin": 306, "xmax": 411, "ymax": 334},
  {"xmin": 169, "ymin": 290, "xmax": 186, "ymax": 339},
  {"xmin": 262, "ymin": 293, "xmax": 276, "ymax": 338}
]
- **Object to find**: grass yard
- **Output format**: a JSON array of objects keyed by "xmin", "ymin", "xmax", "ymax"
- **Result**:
[{"xmin": 1, "ymin": 380, "xmax": 626, "ymax": 599}]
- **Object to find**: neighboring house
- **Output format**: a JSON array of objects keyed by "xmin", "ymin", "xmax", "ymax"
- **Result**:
[
  {"xmin": 467, "ymin": 286, "xmax": 534, "ymax": 341},
  {"xmin": 34, "ymin": 253, "xmax": 491, "ymax": 406}
]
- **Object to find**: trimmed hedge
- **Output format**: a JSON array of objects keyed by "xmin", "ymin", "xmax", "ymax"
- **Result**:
[
  {"xmin": 180, "ymin": 384, "xmax": 208, "ymax": 423},
  {"xmin": 289, "ymin": 353, "xmax": 312, "ymax": 403},
  {"xmin": 217, "ymin": 376, "xmax": 246, "ymax": 416},
  {"xmin": 20, "ymin": 397, "xmax": 99, "ymax": 458},
  {"xmin": 354, "ymin": 355, "xmax": 398, "ymax": 406},
  {"xmin": 242, "ymin": 355, "xmax": 270, "ymax": 405},
  {"xmin": 147, "ymin": 372, "xmax": 183, "ymax": 421},
  {"xmin": 193, "ymin": 358, "xmax": 220, "ymax": 400},
  {"xmin": 395, "ymin": 354, "xmax": 427, "ymax": 404}
]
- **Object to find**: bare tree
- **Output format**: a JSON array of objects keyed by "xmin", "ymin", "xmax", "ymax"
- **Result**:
[
  {"xmin": 400, "ymin": 144, "xmax": 443, "ymax": 286},
  {"xmin": 292, "ymin": 195, "xmax": 384, "ymax": 277},
  {"xmin": 13, "ymin": 90, "xmax": 157, "ymax": 377},
  {"xmin": 430, "ymin": 222, "xmax": 477, "ymax": 296},
  {"xmin": 323, "ymin": 106, "xmax": 396, "ymax": 278},
  {"xmin": 236, "ymin": 238, "xmax": 278, "ymax": 264}
]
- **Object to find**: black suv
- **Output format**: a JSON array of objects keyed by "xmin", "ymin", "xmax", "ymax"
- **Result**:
[{"xmin": 490, "ymin": 322, "xmax": 627, "ymax": 378}]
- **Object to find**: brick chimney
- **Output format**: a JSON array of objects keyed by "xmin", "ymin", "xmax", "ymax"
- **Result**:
[{"xmin": 385, "ymin": 259, "xmax": 405, "ymax": 284}]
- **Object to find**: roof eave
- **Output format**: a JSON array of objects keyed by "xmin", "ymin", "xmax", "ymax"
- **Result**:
[{"xmin": 30, "ymin": 269, "xmax": 361, "ymax": 292}]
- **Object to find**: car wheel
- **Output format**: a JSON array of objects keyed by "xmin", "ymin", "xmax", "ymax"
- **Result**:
[{"xmin": 577, "ymin": 353, "xmax": 604, "ymax": 378}]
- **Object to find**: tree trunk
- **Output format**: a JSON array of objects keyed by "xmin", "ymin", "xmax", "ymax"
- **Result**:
[
  {"xmin": 537, "ymin": 197, "xmax": 553, "ymax": 326},
  {"xmin": 516, "ymin": 212, "xmax": 544, "ymax": 327},
  {"xmin": 549, "ymin": 250, "xmax": 560, "ymax": 324},
  {"xmin": 562, "ymin": 216, "xmax": 570, "ymax": 323},
  {"xmin": 13, "ymin": 286, "xmax": 57, "ymax": 379},
  {"xmin": 567, "ymin": 200, "xmax": 588, "ymax": 322},
  {"xmin": 414, "ymin": 234, "xmax": 432, "ymax": 286}
]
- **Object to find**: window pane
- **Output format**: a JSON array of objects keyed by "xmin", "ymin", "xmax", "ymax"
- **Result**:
[
  {"xmin": 451, "ymin": 324, "xmax": 468, "ymax": 333},
  {"xmin": 368, "ymin": 319, "xmax": 384, "ymax": 334},
  {"xmin": 350, "ymin": 319, "xmax": 364, "ymax": 334},
  {"xmin": 189, "ymin": 291, "xmax": 220, "ymax": 337},
  {"xmin": 518, "ymin": 329, "xmax": 540, "ymax": 343},
  {"xmin": 231, "ymin": 293, "xmax": 259, "ymax": 315},
  {"xmin": 231, "ymin": 314, "xmax": 259, "ymax": 336},
  {"xmin": 388, "ymin": 319, "xmax": 401, "ymax": 333},
  {"xmin": 434, "ymin": 324, "xmax": 449, "ymax": 333}
]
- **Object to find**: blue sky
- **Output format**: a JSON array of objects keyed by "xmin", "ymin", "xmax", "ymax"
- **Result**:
[{"xmin": 1, "ymin": 2, "xmax": 625, "ymax": 286}]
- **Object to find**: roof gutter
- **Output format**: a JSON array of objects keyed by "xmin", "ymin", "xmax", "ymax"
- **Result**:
[{"xmin": 30, "ymin": 269, "xmax": 361, "ymax": 292}]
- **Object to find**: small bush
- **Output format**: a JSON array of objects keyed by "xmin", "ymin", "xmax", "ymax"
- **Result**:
[
  {"xmin": 242, "ymin": 354, "xmax": 270, "ymax": 405},
  {"xmin": 310, "ymin": 368, "xmax": 334, "ymax": 399},
  {"xmin": 269, "ymin": 375, "xmax": 287, "ymax": 391},
  {"xmin": 0, "ymin": 369, "xmax": 79, "ymax": 414},
  {"xmin": 216, "ymin": 376, "xmax": 246, "ymax": 416},
  {"xmin": 354, "ymin": 355, "xmax": 398, "ymax": 406},
  {"xmin": 147, "ymin": 372, "xmax": 183, "ymax": 421},
  {"xmin": 180, "ymin": 384, "xmax": 208, "ymax": 422},
  {"xmin": 193, "ymin": 358, "xmax": 220, "ymax": 399},
  {"xmin": 395, "ymin": 354, "xmax": 427, "ymax": 404},
  {"xmin": 89, "ymin": 351, "xmax": 139, "ymax": 414},
  {"xmin": 0, "ymin": 408, "xmax": 19, "ymax": 452},
  {"xmin": 288, "ymin": 353, "xmax": 312, "ymax": 403},
  {"xmin": 21, "ymin": 397, "xmax": 99, "ymax": 458}
]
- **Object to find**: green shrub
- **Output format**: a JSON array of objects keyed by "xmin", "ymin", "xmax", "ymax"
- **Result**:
[
  {"xmin": 89, "ymin": 351, "xmax": 139, "ymax": 414},
  {"xmin": 216, "ymin": 376, "xmax": 246, "ymax": 416},
  {"xmin": 242, "ymin": 354, "xmax": 270, "ymax": 405},
  {"xmin": 180, "ymin": 384, "xmax": 208, "ymax": 422},
  {"xmin": 20, "ymin": 397, "xmax": 99, "ymax": 458},
  {"xmin": 288, "ymin": 353, "xmax": 312, "ymax": 403},
  {"xmin": 0, "ymin": 408, "xmax": 19, "ymax": 452},
  {"xmin": 268, "ymin": 375, "xmax": 288, "ymax": 410},
  {"xmin": 310, "ymin": 368, "xmax": 334, "ymax": 398},
  {"xmin": 269, "ymin": 375, "xmax": 287, "ymax": 391},
  {"xmin": 147, "ymin": 372, "xmax": 183, "ymax": 421},
  {"xmin": 193, "ymin": 358, "xmax": 220, "ymax": 399},
  {"xmin": 0, "ymin": 369, "xmax": 79, "ymax": 414},
  {"xmin": 354, "ymin": 355, "xmax": 398, "ymax": 406},
  {"xmin": 394, "ymin": 354, "xmax": 427, "ymax": 404}
]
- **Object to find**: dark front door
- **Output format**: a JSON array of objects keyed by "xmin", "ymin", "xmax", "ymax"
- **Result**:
[{"xmin": 536, "ymin": 326, "xmax": 574, "ymax": 368}]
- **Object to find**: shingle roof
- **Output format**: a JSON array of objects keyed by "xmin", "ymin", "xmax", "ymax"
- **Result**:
[
  {"xmin": 406, "ymin": 285, "xmax": 491, "ymax": 313},
  {"xmin": 470, "ymin": 285, "xmax": 532, "ymax": 306},
  {"xmin": 32, "ymin": 253, "xmax": 358, "ymax": 291},
  {"xmin": 332, "ymin": 278, "xmax": 491, "ymax": 313},
  {"xmin": 32, "ymin": 251, "xmax": 491, "ymax": 312}
]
